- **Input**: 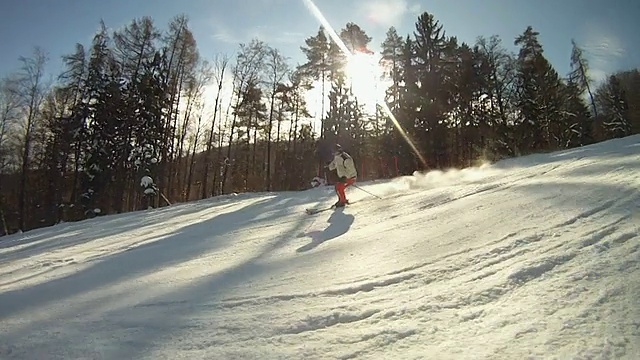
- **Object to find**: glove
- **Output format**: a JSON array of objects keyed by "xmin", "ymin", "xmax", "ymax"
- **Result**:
[{"xmin": 338, "ymin": 176, "xmax": 347, "ymax": 183}]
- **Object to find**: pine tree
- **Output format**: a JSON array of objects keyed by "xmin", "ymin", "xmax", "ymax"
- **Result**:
[
  {"xmin": 411, "ymin": 12, "xmax": 451, "ymax": 168},
  {"xmin": 377, "ymin": 27, "xmax": 406, "ymax": 170},
  {"xmin": 57, "ymin": 43, "xmax": 90, "ymax": 206},
  {"xmin": 395, "ymin": 35, "xmax": 420, "ymax": 173},
  {"xmin": 449, "ymin": 42, "xmax": 484, "ymax": 165},
  {"xmin": 612, "ymin": 69, "xmax": 640, "ymax": 134},
  {"xmin": 128, "ymin": 52, "xmax": 169, "ymax": 178},
  {"xmin": 380, "ymin": 27, "xmax": 404, "ymax": 113},
  {"xmin": 340, "ymin": 22, "xmax": 372, "ymax": 53},
  {"xmin": 299, "ymin": 27, "xmax": 330, "ymax": 136},
  {"xmin": 474, "ymin": 35, "xmax": 517, "ymax": 158},
  {"xmin": 561, "ymin": 79, "xmax": 593, "ymax": 147},
  {"xmin": 234, "ymin": 79, "xmax": 267, "ymax": 191},
  {"xmin": 596, "ymin": 74, "xmax": 631, "ymax": 138},
  {"xmin": 81, "ymin": 25, "xmax": 124, "ymax": 216},
  {"xmin": 41, "ymin": 87, "xmax": 75, "ymax": 224},
  {"xmin": 337, "ymin": 22, "xmax": 371, "ymax": 160},
  {"xmin": 514, "ymin": 26, "xmax": 565, "ymax": 152}
]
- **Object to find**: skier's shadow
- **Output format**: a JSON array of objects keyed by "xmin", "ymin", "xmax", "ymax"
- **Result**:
[{"xmin": 296, "ymin": 208, "xmax": 354, "ymax": 253}]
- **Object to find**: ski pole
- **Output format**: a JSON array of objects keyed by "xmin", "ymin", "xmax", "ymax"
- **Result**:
[{"xmin": 353, "ymin": 184, "xmax": 382, "ymax": 199}]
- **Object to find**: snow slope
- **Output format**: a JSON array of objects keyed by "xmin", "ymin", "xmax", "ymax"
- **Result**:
[{"xmin": 1, "ymin": 136, "xmax": 639, "ymax": 359}]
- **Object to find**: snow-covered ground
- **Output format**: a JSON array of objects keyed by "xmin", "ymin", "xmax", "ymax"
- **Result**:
[{"xmin": 1, "ymin": 136, "xmax": 639, "ymax": 359}]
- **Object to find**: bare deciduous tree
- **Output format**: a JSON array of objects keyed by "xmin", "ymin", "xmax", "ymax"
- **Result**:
[
  {"xmin": 13, "ymin": 47, "xmax": 48, "ymax": 231},
  {"xmin": 221, "ymin": 39, "xmax": 266, "ymax": 194},
  {"xmin": 264, "ymin": 46, "xmax": 289, "ymax": 191},
  {"xmin": 201, "ymin": 53, "xmax": 230, "ymax": 199}
]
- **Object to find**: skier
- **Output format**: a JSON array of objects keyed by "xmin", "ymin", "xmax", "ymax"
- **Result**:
[
  {"xmin": 140, "ymin": 170, "xmax": 158, "ymax": 209},
  {"xmin": 326, "ymin": 144, "xmax": 357, "ymax": 208}
]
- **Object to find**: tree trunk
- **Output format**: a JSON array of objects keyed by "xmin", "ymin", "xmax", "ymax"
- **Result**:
[{"xmin": 201, "ymin": 58, "xmax": 227, "ymax": 199}]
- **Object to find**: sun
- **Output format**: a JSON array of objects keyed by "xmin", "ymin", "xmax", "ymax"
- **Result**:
[{"xmin": 344, "ymin": 52, "xmax": 386, "ymax": 114}]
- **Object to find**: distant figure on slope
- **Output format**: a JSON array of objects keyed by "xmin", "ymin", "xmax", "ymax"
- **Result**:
[
  {"xmin": 310, "ymin": 176, "xmax": 327, "ymax": 188},
  {"xmin": 140, "ymin": 171, "xmax": 158, "ymax": 209},
  {"xmin": 326, "ymin": 144, "xmax": 357, "ymax": 208}
]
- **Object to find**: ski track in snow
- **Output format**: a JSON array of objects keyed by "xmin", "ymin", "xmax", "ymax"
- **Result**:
[{"xmin": 1, "ymin": 136, "xmax": 640, "ymax": 359}]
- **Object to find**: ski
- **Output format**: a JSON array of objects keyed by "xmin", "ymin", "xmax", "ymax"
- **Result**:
[
  {"xmin": 305, "ymin": 206, "xmax": 334, "ymax": 215},
  {"xmin": 305, "ymin": 201, "xmax": 359, "ymax": 215}
]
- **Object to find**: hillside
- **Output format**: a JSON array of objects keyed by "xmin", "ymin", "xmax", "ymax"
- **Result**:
[{"xmin": 1, "ymin": 136, "xmax": 639, "ymax": 359}]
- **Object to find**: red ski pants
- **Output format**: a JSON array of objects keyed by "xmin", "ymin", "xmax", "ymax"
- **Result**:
[{"xmin": 335, "ymin": 177, "xmax": 356, "ymax": 203}]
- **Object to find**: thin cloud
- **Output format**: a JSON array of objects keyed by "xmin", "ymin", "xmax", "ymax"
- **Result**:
[
  {"xmin": 211, "ymin": 23, "xmax": 242, "ymax": 44},
  {"xmin": 582, "ymin": 34, "xmax": 625, "ymax": 58},
  {"xmin": 247, "ymin": 26, "xmax": 305, "ymax": 45},
  {"xmin": 409, "ymin": 3, "xmax": 422, "ymax": 16},
  {"xmin": 579, "ymin": 26, "xmax": 626, "ymax": 84},
  {"xmin": 212, "ymin": 23, "xmax": 304, "ymax": 45},
  {"xmin": 358, "ymin": 0, "xmax": 409, "ymax": 27}
]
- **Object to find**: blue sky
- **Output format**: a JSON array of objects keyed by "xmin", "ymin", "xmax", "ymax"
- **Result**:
[{"xmin": 1, "ymin": 0, "xmax": 638, "ymax": 85}]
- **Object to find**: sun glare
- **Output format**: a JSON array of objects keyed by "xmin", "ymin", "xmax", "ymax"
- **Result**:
[
  {"xmin": 302, "ymin": 0, "xmax": 428, "ymax": 168},
  {"xmin": 344, "ymin": 52, "xmax": 386, "ymax": 113}
]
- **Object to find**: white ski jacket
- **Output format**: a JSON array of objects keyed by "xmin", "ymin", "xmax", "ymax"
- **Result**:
[{"xmin": 328, "ymin": 151, "xmax": 358, "ymax": 179}]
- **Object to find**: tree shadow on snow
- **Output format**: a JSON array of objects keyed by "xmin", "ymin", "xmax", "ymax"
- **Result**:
[
  {"xmin": 0, "ymin": 195, "xmax": 244, "ymax": 257},
  {"xmin": 0, "ymin": 192, "xmax": 317, "ymax": 321},
  {"xmin": 296, "ymin": 208, "xmax": 355, "ymax": 253},
  {"xmin": 4, "ymin": 152, "xmax": 639, "ymax": 358},
  {"xmin": 0, "ymin": 191, "xmax": 321, "ymax": 359},
  {"xmin": 0, "ymin": 188, "xmax": 330, "ymax": 266}
]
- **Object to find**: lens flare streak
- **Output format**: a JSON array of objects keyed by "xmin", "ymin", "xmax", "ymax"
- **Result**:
[{"xmin": 301, "ymin": 0, "xmax": 427, "ymax": 169}]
